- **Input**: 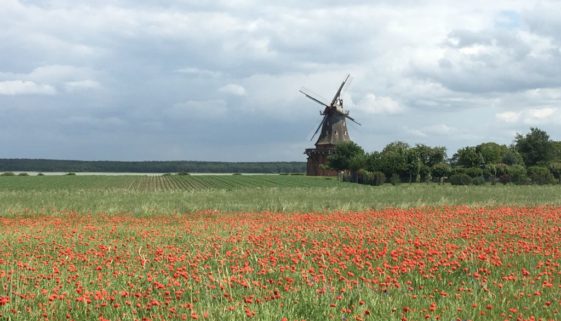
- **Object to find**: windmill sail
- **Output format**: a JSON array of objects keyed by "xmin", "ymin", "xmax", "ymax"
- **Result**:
[
  {"xmin": 300, "ymin": 74, "xmax": 358, "ymax": 148},
  {"xmin": 301, "ymin": 74, "xmax": 361, "ymax": 176}
]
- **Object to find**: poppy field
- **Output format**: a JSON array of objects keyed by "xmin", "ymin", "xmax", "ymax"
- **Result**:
[{"xmin": 1, "ymin": 206, "xmax": 560, "ymax": 320}]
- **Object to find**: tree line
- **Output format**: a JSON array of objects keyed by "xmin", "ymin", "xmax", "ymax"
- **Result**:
[
  {"xmin": 0, "ymin": 159, "xmax": 307, "ymax": 174},
  {"xmin": 328, "ymin": 128, "xmax": 561, "ymax": 185}
]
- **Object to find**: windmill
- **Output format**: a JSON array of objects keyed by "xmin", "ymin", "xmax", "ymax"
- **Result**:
[{"xmin": 300, "ymin": 74, "xmax": 361, "ymax": 176}]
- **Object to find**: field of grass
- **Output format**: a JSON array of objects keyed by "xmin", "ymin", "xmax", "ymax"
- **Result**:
[
  {"xmin": 1, "ymin": 207, "xmax": 560, "ymax": 320},
  {"xmin": 1, "ymin": 175, "xmax": 561, "ymax": 214},
  {"xmin": 1, "ymin": 175, "xmax": 561, "ymax": 320}
]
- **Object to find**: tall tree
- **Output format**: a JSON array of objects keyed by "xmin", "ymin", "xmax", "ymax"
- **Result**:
[
  {"xmin": 452, "ymin": 146, "xmax": 483, "ymax": 168},
  {"xmin": 378, "ymin": 141, "xmax": 410, "ymax": 180},
  {"xmin": 515, "ymin": 128, "xmax": 554, "ymax": 166},
  {"xmin": 327, "ymin": 141, "xmax": 366, "ymax": 172},
  {"xmin": 476, "ymin": 142, "xmax": 509, "ymax": 165}
]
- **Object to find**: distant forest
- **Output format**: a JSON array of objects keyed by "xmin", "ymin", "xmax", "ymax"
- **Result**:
[{"xmin": 0, "ymin": 159, "xmax": 306, "ymax": 174}]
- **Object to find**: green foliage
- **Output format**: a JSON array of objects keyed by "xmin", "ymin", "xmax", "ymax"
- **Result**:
[
  {"xmin": 548, "ymin": 162, "xmax": 561, "ymax": 183},
  {"xmin": 515, "ymin": 127, "xmax": 555, "ymax": 166},
  {"xmin": 449, "ymin": 173, "xmax": 472, "ymax": 185},
  {"xmin": 431, "ymin": 163, "xmax": 451, "ymax": 181},
  {"xmin": 527, "ymin": 166, "xmax": 556, "ymax": 185},
  {"xmin": 476, "ymin": 142, "xmax": 509, "ymax": 164},
  {"xmin": 18, "ymin": 172, "xmax": 29, "ymax": 176},
  {"xmin": 390, "ymin": 173, "xmax": 401, "ymax": 185},
  {"xmin": 552, "ymin": 141, "xmax": 561, "ymax": 160},
  {"xmin": 463, "ymin": 167, "xmax": 484, "ymax": 178},
  {"xmin": 1, "ymin": 172, "xmax": 15, "ymax": 176},
  {"xmin": 504, "ymin": 165, "xmax": 529, "ymax": 185},
  {"xmin": 472, "ymin": 176, "xmax": 486, "ymax": 185},
  {"xmin": 37, "ymin": 173, "xmax": 45, "ymax": 176},
  {"xmin": 501, "ymin": 148, "xmax": 524, "ymax": 166},
  {"xmin": 378, "ymin": 141, "xmax": 410, "ymax": 179},
  {"xmin": 371, "ymin": 171, "xmax": 386, "ymax": 186},
  {"xmin": 327, "ymin": 141, "xmax": 365, "ymax": 172},
  {"xmin": 356, "ymin": 169, "xmax": 385, "ymax": 186},
  {"xmin": 65, "ymin": 172, "xmax": 76, "ymax": 176},
  {"xmin": 177, "ymin": 172, "xmax": 190, "ymax": 176},
  {"xmin": 452, "ymin": 146, "xmax": 483, "ymax": 168}
]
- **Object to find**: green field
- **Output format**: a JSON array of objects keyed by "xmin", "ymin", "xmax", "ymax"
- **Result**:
[
  {"xmin": 2, "ymin": 175, "xmax": 561, "ymax": 321},
  {"xmin": 1, "ymin": 175, "xmax": 561, "ymax": 215}
]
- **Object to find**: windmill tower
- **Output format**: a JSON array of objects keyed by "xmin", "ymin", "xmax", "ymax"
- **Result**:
[{"xmin": 300, "ymin": 74, "xmax": 361, "ymax": 176}]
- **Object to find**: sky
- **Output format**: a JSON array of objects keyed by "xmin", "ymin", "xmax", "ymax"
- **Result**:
[{"xmin": 1, "ymin": 0, "xmax": 561, "ymax": 162}]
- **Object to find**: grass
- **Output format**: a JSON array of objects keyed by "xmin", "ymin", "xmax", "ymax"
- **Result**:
[
  {"xmin": 1, "ymin": 207, "xmax": 560, "ymax": 320},
  {"xmin": 1, "ymin": 175, "xmax": 561, "ymax": 320},
  {"xmin": 0, "ymin": 175, "xmax": 561, "ymax": 214}
]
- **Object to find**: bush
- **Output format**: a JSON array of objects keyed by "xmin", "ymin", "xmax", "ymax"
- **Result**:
[
  {"xmin": 508, "ymin": 165, "xmax": 529, "ymax": 185},
  {"xmin": 37, "ymin": 173, "xmax": 45, "ymax": 176},
  {"xmin": 1, "ymin": 172, "xmax": 15, "ymax": 176},
  {"xmin": 177, "ymin": 172, "xmax": 190, "ymax": 176},
  {"xmin": 472, "ymin": 176, "xmax": 486, "ymax": 185},
  {"xmin": 549, "ymin": 162, "xmax": 561, "ymax": 183},
  {"xmin": 371, "ymin": 171, "xmax": 386, "ymax": 186},
  {"xmin": 463, "ymin": 167, "xmax": 484, "ymax": 178},
  {"xmin": 498, "ymin": 174, "xmax": 512, "ymax": 185},
  {"xmin": 356, "ymin": 169, "xmax": 370, "ymax": 185},
  {"xmin": 449, "ymin": 173, "xmax": 472, "ymax": 185},
  {"xmin": 390, "ymin": 174, "xmax": 401, "ymax": 185},
  {"xmin": 527, "ymin": 166, "xmax": 556, "ymax": 185},
  {"xmin": 18, "ymin": 173, "xmax": 29, "ymax": 176},
  {"xmin": 431, "ymin": 163, "xmax": 450, "ymax": 179},
  {"xmin": 66, "ymin": 172, "xmax": 76, "ymax": 176},
  {"xmin": 358, "ymin": 170, "xmax": 386, "ymax": 186}
]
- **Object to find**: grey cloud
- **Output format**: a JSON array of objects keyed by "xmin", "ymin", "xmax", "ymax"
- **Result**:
[
  {"xmin": 2, "ymin": 0, "xmax": 561, "ymax": 161},
  {"xmin": 412, "ymin": 28, "xmax": 561, "ymax": 93}
]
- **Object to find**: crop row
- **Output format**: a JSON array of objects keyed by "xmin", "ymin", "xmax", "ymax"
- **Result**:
[
  {"xmin": 127, "ymin": 175, "xmax": 343, "ymax": 191},
  {"xmin": 0, "ymin": 175, "xmax": 344, "ymax": 192}
]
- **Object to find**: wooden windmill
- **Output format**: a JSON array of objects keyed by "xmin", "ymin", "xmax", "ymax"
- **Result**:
[{"xmin": 300, "ymin": 74, "xmax": 361, "ymax": 176}]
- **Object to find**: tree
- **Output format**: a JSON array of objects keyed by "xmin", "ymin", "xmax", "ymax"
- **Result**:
[
  {"xmin": 476, "ymin": 142, "xmax": 509, "ymax": 165},
  {"xmin": 452, "ymin": 146, "xmax": 483, "ymax": 168},
  {"xmin": 378, "ymin": 141, "xmax": 410, "ymax": 180},
  {"xmin": 548, "ymin": 162, "xmax": 561, "ymax": 183},
  {"xmin": 408, "ymin": 144, "xmax": 447, "ymax": 182},
  {"xmin": 365, "ymin": 151, "xmax": 382, "ymax": 173},
  {"xmin": 552, "ymin": 141, "xmax": 561, "ymax": 161},
  {"xmin": 501, "ymin": 148, "xmax": 524, "ymax": 166},
  {"xmin": 515, "ymin": 128, "xmax": 554, "ymax": 166},
  {"xmin": 432, "ymin": 163, "xmax": 451, "ymax": 183},
  {"xmin": 327, "ymin": 141, "xmax": 366, "ymax": 172}
]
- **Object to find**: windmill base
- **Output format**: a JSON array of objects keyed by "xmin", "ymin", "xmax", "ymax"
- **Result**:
[{"xmin": 304, "ymin": 148, "xmax": 338, "ymax": 176}]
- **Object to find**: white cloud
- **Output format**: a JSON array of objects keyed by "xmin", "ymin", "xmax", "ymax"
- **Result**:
[
  {"xmin": 168, "ymin": 99, "xmax": 228, "ymax": 119},
  {"xmin": 0, "ymin": 80, "xmax": 56, "ymax": 95},
  {"xmin": 355, "ymin": 93, "xmax": 404, "ymax": 115},
  {"xmin": 218, "ymin": 83, "xmax": 246, "ymax": 96},
  {"xmin": 496, "ymin": 111, "xmax": 521, "ymax": 123},
  {"xmin": 496, "ymin": 107, "xmax": 559, "ymax": 125},
  {"xmin": 175, "ymin": 67, "xmax": 222, "ymax": 78},
  {"xmin": 527, "ymin": 107, "xmax": 556, "ymax": 120},
  {"xmin": 29, "ymin": 65, "xmax": 93, "ymax": 83},
  {"xmin": 2, "ymin": 0, "xmax": 561, "ymax": 161},
  {"xmin": 64, "ymin": 80, "xmax": 101, "ymax": 92},
  {"xmin": 406, "ymin": 124, "xmax": 456, "ymax": 138}
]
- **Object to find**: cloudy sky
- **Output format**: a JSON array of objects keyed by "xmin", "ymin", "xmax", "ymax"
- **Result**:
[{"xmin": 1, "ymin": 0, "xmax": 561, "ymax": 161}]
